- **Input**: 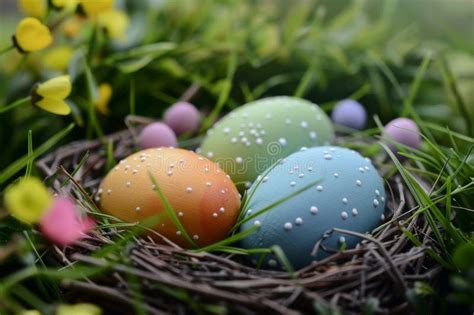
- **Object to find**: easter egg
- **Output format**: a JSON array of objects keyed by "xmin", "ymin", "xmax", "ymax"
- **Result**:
[
  {"xmin": 164, "ymin": 101, "xmax": 201, "ymax": 135},
  {"xmin": 200, "ymin": 96, "xmax": 334, "ymax": 186},
  {"xmin": 331, "ymin": 99, "xmax": 367, "ymax": 130},
  {"xmin": 139, "ymin": 122, "xmax": 177, "ymax": 149},
  {"xmin": 240, "ymin": 146, "xmax": 386, "ymax": 269},
  {"xmin": 383, "ymin": 118, "xmax": 421, "ymax": 151},
  {"xmin": 98, "ymin": 148, "xmax": 241, "ymax": 247}
]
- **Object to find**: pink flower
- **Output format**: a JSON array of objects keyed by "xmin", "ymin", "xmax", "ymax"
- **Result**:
[{"xmin": 39, "ymin": 197, "xmax": 95, "ymax": 246}]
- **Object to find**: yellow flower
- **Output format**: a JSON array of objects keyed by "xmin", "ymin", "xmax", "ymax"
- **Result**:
[
  {"xmin": 13, "ymin": 18, "xmax": 53, "ymax": 53},
  {"xmin": 4, "ymin": 177, "xmax": 52, "ymax": 224},
  {"xmin": 32, "ymin": 75, "xmax": 72, "ymax": 115},
  {"xmin": 51, "ymin": 0, "xmax": 78, "ymax": 9},
  {"xmin": 78, "ymin": 0, "xmax": 113, "ymax": 17},
  {"xmin": 97, "ymin": 10, "xmax": 129, "ymax": 40},
  {"xmin": 43, "ymin": 46, "xmax": 74, "ymax": 71},
  {"xmin": 18, "ymin": 0, "xmax": 47, "ymax": 19},
  {"xmin": 56, "ymin": 303, "xmax": 102, "ymax": 315},
  {"xmin": 95, "ymin": 83, "xmax": 112, "ymax": 115}
]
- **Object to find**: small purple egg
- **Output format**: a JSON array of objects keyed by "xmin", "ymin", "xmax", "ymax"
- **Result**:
[
  {"xmin": 383, "ymin": 118, "xmax": 421, "ymax": 151},
  {"xmin": 331, "ymin": 99, "xmax": 367, "ymax": 130},
  {"xmin": 139, "ymin": 122, "xmax": 177, "ymax": 149},
  {"xmin": 164, "ymin": 102, "xmax": 201, "ymax": 135}
]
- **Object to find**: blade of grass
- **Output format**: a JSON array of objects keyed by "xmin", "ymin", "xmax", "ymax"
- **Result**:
[
  {"xmin": 432, "ymin": 145, "xmax": 473, "ymax": 196},
  {"xmin": 0, "ymin": 265, "xmax": 108, "ymax": 294},
  {"xmin": 148, "ymin": 172, "xmax": 198, "ymax": 248},
  {"xmin": 24, "ymin": 130, "xmax": 33, "ymax": 178},
  {"xmin": 83, "ymin": 56, "xmax": 103, "ymax": 140},
  {"xmin": 400, "ymin": 52, "xmax": 435, "ymax": 141},
  {"xmin": 24, "ymin": 231, "xmax": 62, "ymax": 300},
  {"xmin": 130, "ymin": 77, "xmax": 136, "ymax": 115},
  {"xmin": 0, "ymin": 96, "xmax": 30, "ymax": 114},
  {"xmin": 399, "ymin": 225, "xmax": 451, "ymax": 269},
  {"xmin": 368, "ymin": 51, "xmax": 404, "ymax": 99},
  {"xmin": 252, "ymin": 73, "xmax": 296, "ymax": 99},
  {"xmin": 124, "ymin": 260, "xmax": 146, "ymax": 315},
  {"xmin": 200, "ymin": 49, "xmax": 237, "ymax": 132},
  {"xmin": 381, "ymin": 142, "xmax": 466, "ymax": 259},
  {"xmin": 60, "ymin": 151, "xmax": 90, "ymax": 188},
  {"xmin": 234, "ymin": 180, "xmax": 321, "ymax": 232},
  {"xmin": 10, "ymin": 284, "xmax": 49, "ymax": 313},
  {"xmin": 437, "ymin": 56, "xmax": 473, "ymax": 136},
  {"xmin": 105, "ymin": 140, "xmax": 116, "ymax": 172},
  {"xmin": 238, "ymin": 158, "xmax": 284, "ymax": 222},
  {"xmin": 294, "ymin": 61, "xmax": 316, "ymax": 98},
  {"xmin": 271, "ymin": 245, "xmax": 294, "ymax": 275},
  {"xmin": 194, "ymin": 225, "xmax": 259, "ymax": 253},
  {"xmin": 421, "ymin": 122, "xmax": 474, "ymax": 143},
  {"xmin": 401, "ymin": 52, "xmax": 431, "ymax": 116},
  {"xmin": 104, "ymin": 42, "xmax": 177, "ymax": 63},
  {"xmin": 349, "ymin": 82, "xmax": 371, "ymax": 100},
  {"xmin": 0, "ymin": 123, "xmax": 75, "ymax": 185}
]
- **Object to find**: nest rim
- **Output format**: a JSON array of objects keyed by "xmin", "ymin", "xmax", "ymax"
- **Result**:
[{"xmin": 36, "ymin": 126, "xmax": 441, "ymax": 315}]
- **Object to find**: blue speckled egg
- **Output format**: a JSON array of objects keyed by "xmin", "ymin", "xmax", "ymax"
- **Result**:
[{"xmin": 240, "ymin": 146, "xmax": 386, "ymax": 269}]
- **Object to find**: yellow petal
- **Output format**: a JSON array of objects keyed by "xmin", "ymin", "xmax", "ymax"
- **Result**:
[
  {"xmin": 79, "ymin": 0, "xmax": 113, "ymax": 17},
  {"xmin": 97, "ymin": 10, "xmax": 129, "ymax": 40},
  {"xmin": 14, "ymin": 17, "xmax": 53, "ymax": 52},
  {"xmin": 4, "ymin": 177, "xmax": 52, "ymax": 224},
  {"xmin": 36, "ymin": 98, "xmax": 72, "ymax": 115},
  {"xmin": 18, "ymin": 0, "xmax": 47, "ymax": 19},
  {"xmin": 42, "ymin": 46, "xmax": 74, "ymax": 71},
  {"xmin": 36, "ymin": 75, "xmax": 72, "ymax": 99},
  {"xmin": 56, "ymin": 303, "xmax": 102, "ymax": 315},
  {"xmin": 95, "ymin": 83, "xmax": 112, "ymax": 115}
]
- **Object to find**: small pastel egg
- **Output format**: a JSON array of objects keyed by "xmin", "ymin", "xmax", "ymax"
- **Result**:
[
  {"xmin": 240, "ymin": 146, "xmax": 386, "ymax": 269},
  {"xmin": 383, "ymin": 118, "xmax": 421, "ymax": 151},
  {"xmin": 139, "ymin": 122, "xmax": 177, "ymax": 149},
  {"xmin": 200, "ymin": 96, "xmax": 334, "ymax": 185},
  {"xmin": 331, "ymin": 99, "xmax": 367, "ymax": 130},
  {"xmin": 98, "ymin": 148, "xmax": 241, "ymax": 247},
  {"xmin": 164, "ymin": 102, "xmax": 201, "ymax": 135}
]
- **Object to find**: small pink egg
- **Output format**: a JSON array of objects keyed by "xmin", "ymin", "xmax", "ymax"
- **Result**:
[
  {"xmin": 164, "ymin": 102, "xmax": 201, "ymax": 135},
  {"xmin": 139, "ymin": 122, "xmax": 177, "ymax": 149},
  {"xmin": 383, "ymin": 118, "xmax": 421, "ymax": 151}
]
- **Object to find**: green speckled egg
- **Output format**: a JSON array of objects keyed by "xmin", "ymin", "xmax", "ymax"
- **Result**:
[{"xmin": 200, "ymin": 96, "xmax": 334, "ymax": 185}]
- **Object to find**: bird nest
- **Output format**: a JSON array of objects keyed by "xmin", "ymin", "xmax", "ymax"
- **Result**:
[{"xmin": 36, "ymin": 127, "xmax": 441, "ymax": 315}]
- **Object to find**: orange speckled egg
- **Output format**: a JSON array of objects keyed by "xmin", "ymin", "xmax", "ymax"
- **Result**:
[{"xmin": 98, "ymin": 148, "xmax": 241, "ymax": 247}]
